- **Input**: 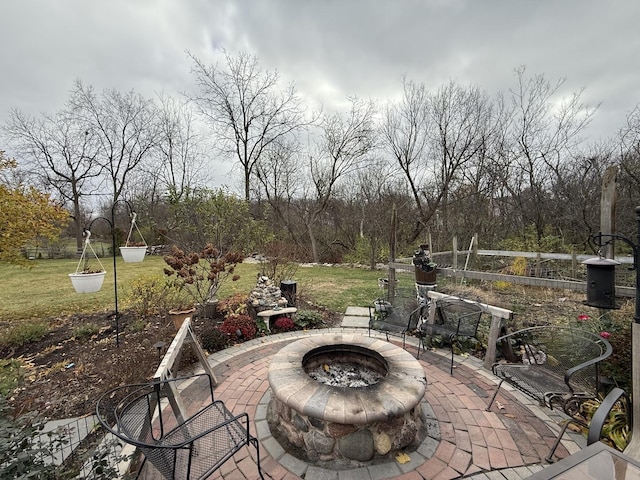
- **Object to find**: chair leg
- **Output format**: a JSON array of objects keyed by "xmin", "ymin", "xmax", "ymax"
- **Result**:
[
  {"xmin": 545, "ymin": 419, "xmax": 580, "ymax": 463},
  {"xmin": 486, "ymin": 378, "xmax": 505, "ymax": 411},
  {"xmin": 250, "ymin": 436, "xmax": 265, "ymax": 480},
  {"xmin": 449, "ymin": 334, "xmax": 456, "ymax": 375}
]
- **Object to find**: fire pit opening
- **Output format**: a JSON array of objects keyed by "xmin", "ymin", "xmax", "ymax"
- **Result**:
[{"xmin": 303, "ymin": 344, "xmax": 388, "ymax": 387}]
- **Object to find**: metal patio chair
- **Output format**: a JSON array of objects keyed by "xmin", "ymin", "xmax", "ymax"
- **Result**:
[
  {"xmin": 418, "ymin": 297, "xmax": 484, "ymax": 374},
  {"xmin": 96, "ymin": 373, "xmax": 264, "ymax": 480}
]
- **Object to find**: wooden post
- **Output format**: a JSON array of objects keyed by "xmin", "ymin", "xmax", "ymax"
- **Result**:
[
  {"xmin": 472, "ymin": 233, "xmax": 478, "ymax": 269},
  {"xmin": 600, "ymin": 166, "xmax": 617, "ymax": 259},
  {"xmin": 453, "ymin": 236, "xmax": 458, "ymax": 269},
  {"xmin": 388, "ymin": 204, "xmax": 397, "ymax": 299}
]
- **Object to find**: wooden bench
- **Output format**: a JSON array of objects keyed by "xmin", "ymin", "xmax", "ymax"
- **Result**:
[{"xmin": 486, "ymin": 326, "xmax": 613, "ymax": 415}]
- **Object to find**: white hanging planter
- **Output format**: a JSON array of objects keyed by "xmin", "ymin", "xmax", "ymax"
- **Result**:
[
  {"xmin": 69, "ymin": 271, "xmax": 106, "ymax": 293},
  {"xmin": 70, "ymin": 231, "xmax": 106, "ymax": 293},
  {"xmin": 119, "ymin": 246, "xmax": 147, "ymax": 263},
  {"xmin": 120, "ymin": 212, "xmax": 147, "ymax": 263}
]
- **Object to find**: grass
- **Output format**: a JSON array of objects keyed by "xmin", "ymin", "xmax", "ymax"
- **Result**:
[{"xmin": 0, "ymin": 257, "xmax": 388, "ymax": 323}]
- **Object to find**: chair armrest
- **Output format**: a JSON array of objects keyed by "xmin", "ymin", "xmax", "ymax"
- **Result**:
[
  {"xmin": 564, "ymin": 337, "xmax": 613, "ymax": 386},
  {"xmin": 587, "ymin": 387, "xmax": 629, "ymax": 445}
]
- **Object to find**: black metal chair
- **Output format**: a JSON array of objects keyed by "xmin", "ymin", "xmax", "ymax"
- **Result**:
[
  {"xmin": 486, "ymin": 326, "xmax": 613, "ymax": 416},
  {"xmin": 368, "ymin": 297, "xmax": 424, "ymax": 350},
  {"xmin": 417, "ymin": 297, "xmax": 484, "ymax": 374},
  {"xmin": 96, "ymin": 373, "xmax": 264, "ymax": 480},
  {"xmin": 546, "ymin": 387, "xmax": 630, "ymax": 462}
]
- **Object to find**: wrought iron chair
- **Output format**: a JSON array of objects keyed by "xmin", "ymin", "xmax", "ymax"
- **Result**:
[
  {"xmin": 417, "ymin": 297, "xmax": 484, "ymax": 374},
  {"xmin": 546, "ymin": 387, "xmax": 630, "ymax": 462},
  {"xmin": 96, "ymin": 373, "xmax": 264, "ymax": 480},
  {"xmin": 486, "ymin": 326, "xmax": 612, "ymax": 417},
  {"xmin": 368, "ymin": 296, "xmax": 424, "ymax": 350}
]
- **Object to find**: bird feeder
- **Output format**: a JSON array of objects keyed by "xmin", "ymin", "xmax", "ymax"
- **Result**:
[{"xmin": 583, "ymin": 257, "xmax": 620, "ymax": 309}]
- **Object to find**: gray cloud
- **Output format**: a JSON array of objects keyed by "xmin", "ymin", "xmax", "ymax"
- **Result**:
[{"xmin": 1, "ymin": 0, "xmax": 638, "ymax": 161}]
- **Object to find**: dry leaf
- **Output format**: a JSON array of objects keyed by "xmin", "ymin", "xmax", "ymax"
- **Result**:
[
  {"xmin": 395, "ymin": 452, "xmax": 411, "ymax": 464},
  {"xmin": 496, "ymin": 401, "xmax": 505, "ymax": 410},
  {"xmin": 567, "ymin": 423, "xmax": 582, "ymax": 433},
  {"xmin": 323, "ymin": 364, "xmax": 330, "ymax": 372}
]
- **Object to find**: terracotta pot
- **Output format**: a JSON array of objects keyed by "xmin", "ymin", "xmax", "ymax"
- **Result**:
[{"xmin": 169, "ymin": 307, "xmax": 196, "ymax": 330}]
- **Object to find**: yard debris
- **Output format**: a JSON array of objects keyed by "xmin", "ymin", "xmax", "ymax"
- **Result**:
[{"xmin": 395, "ymin": 452, "xmax": 411, "ymax": 464}]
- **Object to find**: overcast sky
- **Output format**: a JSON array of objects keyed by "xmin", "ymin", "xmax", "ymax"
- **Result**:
[{"xmin": 1, "ymin": 0, "xmax": 639, "ymax": 188}]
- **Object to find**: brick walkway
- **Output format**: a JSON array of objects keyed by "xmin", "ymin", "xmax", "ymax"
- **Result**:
[{"xmin": 140, "ymin": 328, "xmax": 586, "ymax": 480}]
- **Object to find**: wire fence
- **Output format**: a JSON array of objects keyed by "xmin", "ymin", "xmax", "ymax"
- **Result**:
[{"xmin": 36, "ymin": 415, "xmax": 125, "ymax": 479}]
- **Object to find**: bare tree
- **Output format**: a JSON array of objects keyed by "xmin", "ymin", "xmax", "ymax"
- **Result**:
[
  {"xmin": 154, "ymin": 94, "xmax": 209, "ymax": 201},
  {"xmin": 380, "ymin": 78, "xmax": 431, "ymax": 240},
  {"xmin": 302, "ymin": 97, "xmax": 377, "ymax": 262},
  {"xmin": 69, "ymin": 80, "xmax": 159, "ymax": 208},
  {"xmin": 254, "ymin": 136, "xmax": 303, "ymax": 239},
  {"xmin": 427, "ymin": 82, "xmax": 494, "ymax": 243},
  {"xmin": 187, "ymin": 50, "xmax": 312, "ymax": 201},
  {"xmin": 4, "ymin": 105, "xmax": 102, "ymax": 251},
  {"xmin": 502, "ymin": 66, "xmax": 597, "ymax": 243}
]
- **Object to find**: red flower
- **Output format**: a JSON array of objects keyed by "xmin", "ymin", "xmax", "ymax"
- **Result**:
[
  {"xmin": 599, "ymin": 331, "xmax": 611, "ymax": 339},
  {"xmin": 578, "ymin": 314, "xmax": 590, "ymax": 321}
]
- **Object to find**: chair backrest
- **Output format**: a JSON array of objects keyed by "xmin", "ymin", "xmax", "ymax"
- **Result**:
[
  {"xmin": 97, "ymin": 374, "xmax": 215, "ymax": 479},
  {"xmin": 407, "ymin": 305, "xmax": 426, "ymax": 331},
  {"xmin": 510, "ymin": 326, "xmax": 612, "ymax": 394},
  {"xmin": 436, "ymin": 298, "xmax": 483, "ymax": 337}
]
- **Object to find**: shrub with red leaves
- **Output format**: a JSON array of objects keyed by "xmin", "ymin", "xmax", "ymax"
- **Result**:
[
  {"xmin": 219, "ymin": 314, "xmax": 257, "ymax": 341},
  {"xmin": 273, "ymin": 316, "xmax": 296, "ymax": 332}
]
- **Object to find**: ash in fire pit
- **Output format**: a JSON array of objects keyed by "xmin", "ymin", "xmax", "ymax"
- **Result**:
[
  {"xmin": 307, "ymin": 362, "xmax": 383, "ymax": 387},
  {"xmin": 303, "ymin": 344, "xmax": 387, "ymax": 387}
]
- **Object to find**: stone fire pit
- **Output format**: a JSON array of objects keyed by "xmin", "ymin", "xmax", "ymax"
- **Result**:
[{"xmin": 267, "ymin": 333, "xmax": 427, "ymax": 464}]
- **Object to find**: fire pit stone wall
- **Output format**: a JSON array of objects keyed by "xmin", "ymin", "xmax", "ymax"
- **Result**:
[{"xmin": 268, "ymin": 334, "xmax": 427, "ymax": 464}]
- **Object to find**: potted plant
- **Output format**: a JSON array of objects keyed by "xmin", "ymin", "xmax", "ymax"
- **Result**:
[
  {"xmin": 413, "ymin": 244, "xmax": 437, "ymax": 285},
  {"xmin": 163, "ymin": 243, "xmax": 244, "ymax": 319},
  {"xmin": 119, "ymin": 212, "xmax": 147, "ymax": 263},
  {"xmin": 69, "ymin": 231, "xmax": 106, "ymax": 293}
]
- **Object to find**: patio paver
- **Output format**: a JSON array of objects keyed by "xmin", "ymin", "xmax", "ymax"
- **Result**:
[{"xmin": 139, "ymin": 321, "xmax": 586, "ymax": 480}]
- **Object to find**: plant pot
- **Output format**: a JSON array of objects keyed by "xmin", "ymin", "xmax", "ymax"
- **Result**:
[
  {"xmin": 69, "ymin": 271, "xmax": 106, "ymax": 293},
  {"xmin": 119, "ymin": 246, "xmax": 147, "ymax": 263},
  {"xmin": 169, "ymin": 307, "xmax": 196, "ymax": 330},
  {"xmin": 374, "ymin": 300, "xmax": 392, "ymax": 312},
  {"xmin": 415, "ymin": 266, "xmax": 437, "ymax": 285}
]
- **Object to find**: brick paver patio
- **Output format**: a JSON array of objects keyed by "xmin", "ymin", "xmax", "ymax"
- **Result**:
[{"xmin": 139, "ymin": 327, "xmax": 586, "ymax": 480}]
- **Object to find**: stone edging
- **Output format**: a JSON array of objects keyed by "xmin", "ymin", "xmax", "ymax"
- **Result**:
[{"xmin": 255, "ymin": 389, "xmax": 442, "ymax": 479}]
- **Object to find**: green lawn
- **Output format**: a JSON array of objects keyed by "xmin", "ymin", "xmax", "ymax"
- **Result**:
[{"xmin": 0, "ymin": 257, "xmax": 392, "ymax": 322}]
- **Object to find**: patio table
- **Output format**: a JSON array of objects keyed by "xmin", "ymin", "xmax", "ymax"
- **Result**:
[{"xmin": 525, "ymin": 441, "xmax": 640, "ymax": 479}]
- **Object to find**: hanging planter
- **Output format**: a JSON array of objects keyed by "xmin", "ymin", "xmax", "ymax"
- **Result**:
[
  {"xmin": 120, "ymin": 246, "xmax": 147, "ymax": 263},
  {"xmin": 119, "ymin": 212, "xmax": 147, "ymax": 263},
  {"xmin": 70, "ymin": 231, "xmax": 106, "ymax": 293},
  {"xmin": 69, "ymin": 271, "xmax": 106, "ymax": 293}
]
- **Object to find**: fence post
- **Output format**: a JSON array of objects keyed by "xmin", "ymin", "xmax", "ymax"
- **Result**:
[{"xmin": 453, "ymin": 236, "xmax": 458, "ymax": 269}]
